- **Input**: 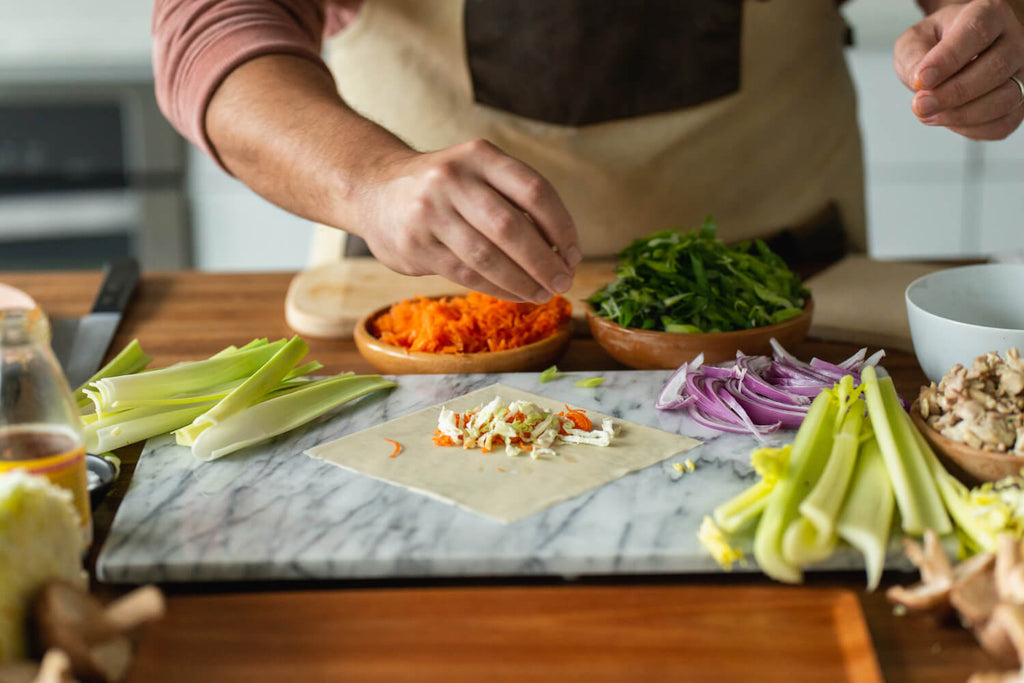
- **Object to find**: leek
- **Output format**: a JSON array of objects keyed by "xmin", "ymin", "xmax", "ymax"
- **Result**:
[
  {"xmin": 90, "ymin": 339, "xmax": 287, "ymax": 410},
  {"xmin": 861, "ymin": 366, "xmax": 950, "ymax": 536},
  {"xmin": 175, "ymin": 335, "xmax": 309, "ymax": 446},
  {"xmin": 75, "ymin": 336, "xmax": 394, "ymax": 461},
  {"xmin": 836, "ymin": 437, "xmax": 895, "ymax": 590},
  {"xmin": 753, "ymin": 391, "xmax": 838, "ymax": 584},
  {"xmin": 84, "ymin": 402, "xmax": 216, "ymax": 453},
  {"xmin": 190, "ymin": 374, "xmax": 396, "ymax": 461},
  {"xmin": 73, "ymin": 339, "xmax": 152, "ymax": 408}
]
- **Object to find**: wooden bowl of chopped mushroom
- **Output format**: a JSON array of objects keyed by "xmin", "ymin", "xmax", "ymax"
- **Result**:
[
  {"xmin": 354, "ymin": 292, "xmax": 572, "ymax": 375},
  {"xmin": 911, "ymin": 349, "xmax": 1024, "ymax": 484}
]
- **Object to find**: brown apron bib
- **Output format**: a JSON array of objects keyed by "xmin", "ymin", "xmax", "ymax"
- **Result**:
[{"xmin": 310, "ymin": 0, "xmax": 865, "ymax": 263}]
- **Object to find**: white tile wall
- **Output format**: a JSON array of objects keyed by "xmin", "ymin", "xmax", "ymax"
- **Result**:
[{"xmin": 978, "ymin": 178, "xmax": 1024, "ymax": 256}]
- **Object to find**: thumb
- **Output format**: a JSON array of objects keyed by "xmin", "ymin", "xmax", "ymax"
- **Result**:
[{"xmin": 894, "ymin": 18, "xmax": 941, "ymax": 90}]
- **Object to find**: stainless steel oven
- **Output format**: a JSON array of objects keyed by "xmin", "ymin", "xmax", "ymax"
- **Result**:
[{"xmin": 0, "ymin": 81, "xmax": 191, "ymax": 270}]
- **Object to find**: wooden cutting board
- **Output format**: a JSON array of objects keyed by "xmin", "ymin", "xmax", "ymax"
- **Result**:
[
  {"xmin": 803, "ymin": 255, "xmax": 952, "ymax": 353},
  {"xmin": 284, "ymin": 258, "xmax": 618, "ymax": 339},
  {"xmin": 126, "ymin": 585, "xmax": 882, "ymax": 683}
]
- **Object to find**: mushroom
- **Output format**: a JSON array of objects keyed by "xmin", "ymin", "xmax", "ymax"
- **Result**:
[
  {"xmin": 886, "ymin": 530, "xmax": 956, "ymax": 620},
  {"xmin": 0, "ymin": 650, "xmax": 74, "ymax": 683},
  {"xmin": 970, "ymin": 604, "xmax": 1024, "ymax": 682},
  {"xmin": 30, "ymin": 580, "xmax": 165, "ymax": 683},
  {"xmin": 950, "ymin": 552, "xmax": 998, "ymax": 629},
  {"xmin": 32, "ymin": 651, "xmax": 74, "ymax": 683}
]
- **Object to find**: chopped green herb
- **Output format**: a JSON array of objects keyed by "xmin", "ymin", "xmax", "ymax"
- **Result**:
[
  {"xmin": 538, "ymin": 365, "xmax": 572, "ymax": 383},
  {"xmin": 573, "ymin": 377, "xmax": 605, "ymax": 389},
  {"xmin": 586, "ymin": 218, "xmax": 809, "ymax": 333}
]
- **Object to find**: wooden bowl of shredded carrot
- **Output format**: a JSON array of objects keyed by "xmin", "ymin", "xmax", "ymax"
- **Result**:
[{"xmin": 354, "ymin": 292, "xmax": 572, "ymax": 375}]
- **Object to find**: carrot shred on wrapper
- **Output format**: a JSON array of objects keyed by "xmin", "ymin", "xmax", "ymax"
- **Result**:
[
  {"xmin": 558, "ymin": 406, "xmax": 592, "ymax": 431},
  {"xmin": 432, "ymin": 430, "xmax": 456, "ymax": 447},
  {"xmin": 372, "ymin": 292, "xmax": 571, "ymax": 354}
]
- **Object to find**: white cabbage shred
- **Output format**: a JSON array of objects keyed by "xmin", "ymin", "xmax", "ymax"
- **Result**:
[{"xmin": 435, "ymin": 398, "xmax": 616, "ymax": 459}]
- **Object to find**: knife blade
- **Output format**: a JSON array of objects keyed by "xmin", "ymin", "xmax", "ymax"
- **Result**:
[{"xmin": 51, "ymin": 257, "xmax": 140, "ymax": 390}]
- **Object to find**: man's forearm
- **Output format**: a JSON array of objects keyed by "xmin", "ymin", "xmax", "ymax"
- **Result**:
[{"xmin": 205, "ymin": 53, "xmax": 414, "ymax": 237}]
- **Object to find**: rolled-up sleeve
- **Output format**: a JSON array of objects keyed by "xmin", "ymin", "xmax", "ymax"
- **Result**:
[{"xmin": 152, "ymin": 0, "xmax": 330, "ymax": 162}]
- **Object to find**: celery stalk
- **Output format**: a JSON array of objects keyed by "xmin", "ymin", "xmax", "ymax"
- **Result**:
[
  {"xmin": 799, "ymin": 398, "xmax": 864, "ymax": 540},
  {"xmin": 916, "ymin": 427, "xmax": 999, "ymax": 554},
  {"xmin": 84, "ymin": 402, "xmax": 216, "ymax": 453},
  {"xmin": 175, "ymin": 336, "xmax": 309, "ymax": 446},
  {"xmin": 92, "ymin": 339, "xmax": 287, "ymax": 409},
  {"xmin": 190, "ymin": 374, "xmax": 396, "ymax": 461},
  {"xmin": 713, "ymin": 446, "xmax": 790, "ymax": 534},
  {"xmin": 73, "ymin": 339, "xmax": 153, "ymax": 407},
  {"xmin": 861, "ymin": 366, "xmax": 950, "ymax": 536},
  {"xmin": 753, "ymin": 391, "xmax": 838, "ymax": 584},
  {"xmin": 836, "ymin": 437, "xmax": 895, "ymax": 590},
  {"xmin": 698, "ymin": 516, "xmax": 745, "ymax": 570},
  {"xmin": 713, "ymin": 482, "xmax": 773, "ymax": 534},
  {"xmin": 781, "ymin": 516, "xmax": 836, "ymax": 566}
]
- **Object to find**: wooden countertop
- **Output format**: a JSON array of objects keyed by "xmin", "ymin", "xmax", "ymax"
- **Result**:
[{"xmin": 3, "ymin": 269, "xmax": 1003, "ymax": 682}]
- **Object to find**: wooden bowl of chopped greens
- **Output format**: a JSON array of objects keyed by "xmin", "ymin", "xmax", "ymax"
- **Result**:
[
  {"xmin": 586, "ymin": 300, "xmax": 813, "ymax": 370},
  {"xmin": 585, "ymin": 222, "xmax": 814, "ymax": 370},
  {"xmin": 355, "ymin": 292, "xmax": 572, "ymax": 375}
]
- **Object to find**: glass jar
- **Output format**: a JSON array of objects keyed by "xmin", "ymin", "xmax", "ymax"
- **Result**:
[{"xmin": 0, "ymin": 307, "xmax": 91, "ymax": 548}]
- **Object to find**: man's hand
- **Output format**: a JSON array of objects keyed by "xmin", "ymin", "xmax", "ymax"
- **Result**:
[
  {"xmin": 894, "ymin": 0, "xmax": 1024, "ymax": 139},
  {"xmin": 204, "ymin": 55, "xmax": 579, "ymax": 303},
  {"xmin": 356, "ymin": 140, "xmax": 580, "ymax": 304}
]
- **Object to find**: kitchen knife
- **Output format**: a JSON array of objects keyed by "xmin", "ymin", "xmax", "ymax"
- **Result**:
[{"xmin": 51, "ymin": 257, "xmax": 140, "ymax": 391}]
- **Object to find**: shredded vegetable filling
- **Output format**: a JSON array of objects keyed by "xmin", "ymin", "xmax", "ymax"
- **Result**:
[{"xmin": 433, "ymin": 397, "xmax": 617, "ymax": 458}]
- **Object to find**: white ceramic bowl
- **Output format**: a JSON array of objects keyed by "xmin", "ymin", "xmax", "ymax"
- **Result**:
[{"xmin": 905, "ymin": 263, "xmax": 1024, "ymax": 383}]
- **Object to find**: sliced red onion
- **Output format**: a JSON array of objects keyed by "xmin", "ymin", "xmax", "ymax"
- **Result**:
[
  {"xmin": 687, "ymin": 402, "xmax": 780, "ymax": 439},
  {"xmin": 657, "ymin": 337, "xmax": 883, "ymax": 440},
  {"xmin": 864, "ymin": 349, "xmax": 886, "ymax": 367},
  {"xmin": 837, "ymin": 348, "xmax": 867, "ymax": 370},
  {"xmin": 655, "ymin": 353, "xmax": 703, "ymax": 409}
]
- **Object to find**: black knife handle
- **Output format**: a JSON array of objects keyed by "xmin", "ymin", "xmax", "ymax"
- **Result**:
[{"xmin": 92, "ymin": 257, "xmax": 140, "ymax": 314}]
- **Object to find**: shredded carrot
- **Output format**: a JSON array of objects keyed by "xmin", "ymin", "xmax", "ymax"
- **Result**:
[
  {"xmin": 372, "ymin": 291, "xmax": 571, "ymax": 354},
  {"xmin": 433, "ymin": 430, "xmax": 456, "ymax": 447},
  {"xmin": 384, "ymin": 438, "xmax": 402, "ymax": 458},
  {"xmin": 497, "ymin": 467, "xmax": 505, "ymax": 472},
  {"xmin": 558, "ymin": 406, "xmax": 593, "ymax": 431}
]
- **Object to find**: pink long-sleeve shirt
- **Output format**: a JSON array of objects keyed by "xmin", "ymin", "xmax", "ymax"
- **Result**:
[{"xmin": 152, "ymin": 0, "xmax": 362, "ymax": 160}]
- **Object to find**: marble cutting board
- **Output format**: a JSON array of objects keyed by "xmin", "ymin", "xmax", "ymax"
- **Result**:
[{"xmin": 96, "ymin": 370, "xmax": 912, "ymax": 584}]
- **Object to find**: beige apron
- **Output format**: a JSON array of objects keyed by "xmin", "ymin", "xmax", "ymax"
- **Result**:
[{"xmin": 310, "ymin": 0, "xmax": 865, "ymax": 264}]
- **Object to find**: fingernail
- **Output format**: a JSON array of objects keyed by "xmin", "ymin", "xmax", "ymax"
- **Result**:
[
  {"xmin": 916, "ymin": 94, "xmax": 938, "ymax": 116},
  {"xmin": 551, "ymin": 273, "xmax": 572, "ymax": 294},
  {"xmin": 917, "ymin": 67, "xmax": 939, "ymax": 90},
  {"xmin": 533, "ymin": 288, "xmax": 552, "ymax": 303},
  {"xmin": 565, "ymin": 246, "xmax": 583, "ymax": 267}
]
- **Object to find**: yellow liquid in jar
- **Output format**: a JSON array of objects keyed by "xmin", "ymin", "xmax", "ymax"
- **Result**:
[{"xmin": 0, "ymin": 425, "xmax": 92, "ymax": 547}]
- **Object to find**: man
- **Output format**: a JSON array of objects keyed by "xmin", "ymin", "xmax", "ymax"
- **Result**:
[{"xmin": 153, "ymin": 0, "xmax": 1024, "ymax": 302}]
